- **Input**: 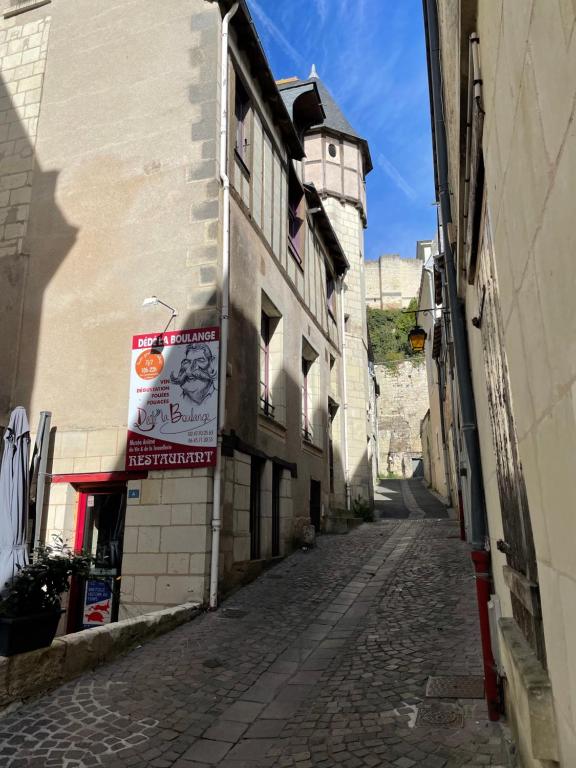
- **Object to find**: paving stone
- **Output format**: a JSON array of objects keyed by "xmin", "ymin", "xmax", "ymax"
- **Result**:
[
  {"xmin": 220, "ymin": 701, "xmax": 265, "ymax": 723},
  {"xmin": 226, "ymin": 738, "xmax": 282, "ymax": 760},
  {"xmin": 0, "ymin": 490, "xmax": 506, "ymax": 768},
  {"xmin": 202, "ymin": 721, "xmax": 248, "ymax": 744},
  {"xmin": 182, "ymin": 739, "xmax": 232, "ymax": 764},
  {"xmin": 245, "ymin": 720, "xmax": 288, "ymax": 739}
]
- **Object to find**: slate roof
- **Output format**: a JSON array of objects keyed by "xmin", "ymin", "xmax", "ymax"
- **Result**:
[{"xmin": 278, "ymin": 74, "xmax": 372, "ymax": 173}]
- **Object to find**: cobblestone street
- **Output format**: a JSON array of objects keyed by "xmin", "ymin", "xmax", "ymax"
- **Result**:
[{"xmin": 1, "ymin": 482, "xmax": 505, "ymax": 767}]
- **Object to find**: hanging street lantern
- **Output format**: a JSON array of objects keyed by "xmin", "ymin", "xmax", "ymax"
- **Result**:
[{"xmin": 408, "ymin": 325, "xmax": 427, "ymax": 353}]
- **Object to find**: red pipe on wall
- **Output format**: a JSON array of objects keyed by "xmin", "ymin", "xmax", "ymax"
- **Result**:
[{"xmin": 471, "ymin": 550, "xmax": 500, "ymax": 721}]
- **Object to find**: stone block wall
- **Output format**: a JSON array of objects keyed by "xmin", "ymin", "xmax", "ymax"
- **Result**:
[
  {"xmin": 5, "ymin": 0, "xmax": 222, "ymax": 429},
  {"xmin": 41, "ymin": 427, "xmax": 213, "ymax": 620},
  {"xmin": 365, "ymin": 255, "xmax": 423, "ymax": 309},
  {"xmin": 323, "ymin": 198, "xmax": 374, "ymax": 501},
  {"xmin": 0, "ymin": 11, "xmax": 50, "ymax": 420},
  {"xmin": 44, "ymin": 426, "xmax": 130, "ymax": 548},
  {"xmin": 436, "ymin": 1, "xmax": 576, "ymax": 762},
  {"xmin": 375, "ymin": 361, "xmax": 429, "ymax": 477},
  {"xmin": 120, "ymin": 470, "xmax": 212, "ymax": 618}
]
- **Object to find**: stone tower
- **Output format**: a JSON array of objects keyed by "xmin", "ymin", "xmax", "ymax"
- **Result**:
[{"xmin": 279, "ymin": 70, "xmax": 375, "ymax": 505}]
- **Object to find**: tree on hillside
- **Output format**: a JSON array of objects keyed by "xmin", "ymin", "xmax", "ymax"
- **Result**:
[{"xmin": 367, "ymin": 298, "xmax": 423, "ymax": 365}]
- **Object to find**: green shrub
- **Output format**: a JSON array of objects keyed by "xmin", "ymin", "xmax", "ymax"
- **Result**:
[
  {"xmin": 351, "ymin": 495, "xmax": 374, "ymax": 522},
  {"xmin": 367, "ymin": 298, "xmax": 424, "ymax": 365},
  {"xmin": 0, "ymin": 538, "xmax": 92, "ymax": 618}
]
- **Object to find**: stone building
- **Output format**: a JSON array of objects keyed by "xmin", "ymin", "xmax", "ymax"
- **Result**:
[
  {"xmin": 0, "ymin": 0, "xmax": 372, "ymax": 627},
  {"xmin": 423, "ymin": 0, "xmax": 576, "ymax": 764},
  {"xmin": 278, "ymin": 72, "xmax": 378, "ymax": 505},
  {"xmin": 365, "ymin": 241, "xmax": 431, "ymax": 309},
  {"xmin": 418, "ymin": 242, "xmax": 457, "ymax": 504}
]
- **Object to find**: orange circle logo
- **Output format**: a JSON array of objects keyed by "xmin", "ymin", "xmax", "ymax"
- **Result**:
[{"xmin": 135, "ymin": 350, "xmax": 164, "ymax": 380}]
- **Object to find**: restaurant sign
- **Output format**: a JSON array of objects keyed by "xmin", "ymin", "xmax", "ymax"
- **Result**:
[{"xmin": 126, "ymin": 327, "xmax": 219, "ymax": 470}]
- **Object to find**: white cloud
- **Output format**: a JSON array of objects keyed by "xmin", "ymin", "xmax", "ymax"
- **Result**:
[
  {"xmin": 314, "ymin": 0, "xmax": 327, "ymax": 27},
  {"xmin": 377, "ymin": 153, "xmax": 418, "ymax": 201},
  {"xmin": 248, "ymin": 0, "xmax": 306, "ymax": 69}
]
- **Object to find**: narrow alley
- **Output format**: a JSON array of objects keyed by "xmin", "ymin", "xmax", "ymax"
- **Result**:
[{"xmin": 1, "ymin": 483, "xmax": 505, "ymax": 768}]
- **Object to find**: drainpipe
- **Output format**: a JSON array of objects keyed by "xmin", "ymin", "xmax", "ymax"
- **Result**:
[
  {"xmin": 338, "ymin": 276, "xmax": 351, "ymax": 512},
  {"xmin": 209, "ymin": 1, "xmax": 239, "ymax": 611},
  {"xmin": 423, "ymin": 0, "xmax": 499, "ymax": 721}
]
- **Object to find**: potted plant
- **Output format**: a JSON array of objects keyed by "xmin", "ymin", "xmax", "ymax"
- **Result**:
[{"xmin": 0, "ymin": 539, "xmax": 92, "ymax": 656}]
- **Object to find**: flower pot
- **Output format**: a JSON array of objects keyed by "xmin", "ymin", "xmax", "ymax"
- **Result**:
[{"xmin": 0, "ymin": 610, "xmax": 62, "ymax": 656}]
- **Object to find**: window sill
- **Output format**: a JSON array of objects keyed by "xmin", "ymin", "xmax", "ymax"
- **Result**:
[
  {"xmin": 258, "ymin": 411, "xmax": 287, "ymax": 439},
  {"xmin": 302, "ymin": 438, "xmax": 323, "ymax": 457}
]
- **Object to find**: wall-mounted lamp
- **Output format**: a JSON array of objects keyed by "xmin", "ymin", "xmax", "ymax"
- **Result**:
[
  {"xmin": 408, "ymin": 325, "xmax": 427, "ymax": 353},
  {"xmin": 142, "ymin": 295, "xmax": 178, "ymax": 335},
  {"xmin": 142, "ymin": 296, "xmax": 178, "ymax": 315},
  {"xmin": 402, "ymin": 306, "xmax": 436, "ymax": 353}
]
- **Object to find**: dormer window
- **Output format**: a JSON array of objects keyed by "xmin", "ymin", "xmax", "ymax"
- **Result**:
[
  {"xmin": 234, "ymin": 75, "xmax": 250, "ymax": 167},
  {"xmin": 288, "ymin": 165, "xmax": 305, "ymax": 265}
]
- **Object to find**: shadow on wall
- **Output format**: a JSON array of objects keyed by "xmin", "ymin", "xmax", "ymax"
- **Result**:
[
  {"xmin": 0, "ymin": 72, "xmax": 78, "ymax": 423},
  {"xmin": 36, "ymin": 283, "xmax": 352, "ymax": 599}
]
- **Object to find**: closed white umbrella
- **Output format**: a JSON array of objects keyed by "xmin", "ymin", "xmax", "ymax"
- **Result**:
[{"xmin": 0, "ymin": 407, "xmax": 30, "ymax": 595}]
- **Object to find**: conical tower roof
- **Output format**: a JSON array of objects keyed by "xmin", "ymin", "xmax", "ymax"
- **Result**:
[{"xmin": 278, "ymin": 68, "xmax": 372, "ymax": 173}]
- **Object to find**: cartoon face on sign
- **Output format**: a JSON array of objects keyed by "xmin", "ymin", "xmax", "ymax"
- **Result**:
[{"xmin": 170, "ymin": 342, "xmax": 217, "ymax": 405}]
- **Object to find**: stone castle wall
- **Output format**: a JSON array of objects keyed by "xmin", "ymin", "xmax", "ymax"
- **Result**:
[
  {"xmin": 365, "ymin": 255, "xmax": 423, "ymax": 309},
  {"xmin": 375, "ymin": 361, "xmax": 428, "ymax": 477}
]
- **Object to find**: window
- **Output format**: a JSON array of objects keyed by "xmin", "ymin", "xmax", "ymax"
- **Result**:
[
  {"xmin": 328, "ymin": 400, "xmax": 339, "ymax": 493},
  {"xmin": 326, "ymin": 270, "xmax": 336, "ymax": 317},
  {"xmin": 301, "ymin": 338, "xmax": 319, "ymax": 444},
  {"xmin": 249, "ymin": 457, "xmax": 263, "ymax": 560},
  {"xmin": 234, "ymin": 75, "xmax": 250, "ymax": 167},
  {"xmin": 260, "ymin": 312, "xmax": 273, "ymax": 418},
  {"xmin": 301, "ymin": 357, "xmax": 312, "ymax": 441},
  {"xmin": 259, "ymin": 293, "xmax": 285, "ymax": 424},
  {"xmin": 271, "ymin": 464, "xmax": 281, "ymax": 557},
  {"xmin": 288, "ymin": 165, "xmax": 305, "ymax": 264}
]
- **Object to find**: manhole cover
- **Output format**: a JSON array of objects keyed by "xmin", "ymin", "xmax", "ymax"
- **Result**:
[
  {"xmin": 426, "ymin": 675, "xmax": 484, "ymax": 699},
  {"xmin": 202, "ymin": 657, "xmax": 223, "ymax": 669},
  {"xmin": 416, "ymin": 703, "xmax": 464, "ymax": 728},
  {"xmin": 220, "ymin": 608, "xmax": 248, "ymax": 619}
]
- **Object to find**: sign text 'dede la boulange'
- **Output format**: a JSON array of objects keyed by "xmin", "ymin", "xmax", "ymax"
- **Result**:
[{"xmin": 126, "ymin": 327, "xmax": 219, "ymax": 470}]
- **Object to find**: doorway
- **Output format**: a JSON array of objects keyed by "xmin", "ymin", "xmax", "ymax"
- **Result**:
[
  {"xmin": 271, "ymin": 464, "xmax": 281, "ymax": 557},
  {"xmin": 69, "ymin": 486, "xmax": 126, "ymax": 632},
  {"xmin": 250, "ymin": 457, "xmax": 263, "ymax": 560},
  {"xmin": 310, "ymin": 479, "xmax": 321, "ymax": 532}
]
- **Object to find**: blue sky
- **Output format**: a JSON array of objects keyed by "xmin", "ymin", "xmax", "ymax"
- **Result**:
[{"xmin": 246, "ymin": 0, "xmax": 437, "ymax": 261}]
